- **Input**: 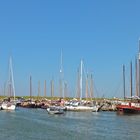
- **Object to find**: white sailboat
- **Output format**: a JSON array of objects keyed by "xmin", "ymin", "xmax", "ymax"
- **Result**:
[
  {"xmin": 1, "ymin": 56, "xmax": 16, "ymax": 110},
  {"xmin": 66, "ymin": 60, "xmax": 100, "ymax": 112}
]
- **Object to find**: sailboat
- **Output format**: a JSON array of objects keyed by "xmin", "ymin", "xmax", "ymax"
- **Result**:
[
  {"xmin": 116, "ymin": 43, "xmax": 140, "ymax": 114},
  {"xmin": 1, "ymin": 57, "xmax": 16, "ymax": 110},
  {"xmin": 66, "ymin": 60, "xmax": 100, "ymax": 112}
]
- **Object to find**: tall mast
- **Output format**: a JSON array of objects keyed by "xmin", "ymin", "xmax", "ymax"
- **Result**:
[
  {"xmin": 80, "ymin": 60, "xmax": 83, "ymax": 100},
  {"xmin": 59, "ymin": 50, "xmax": 64, "ymax": 98},
  {"xmin": 130, "ymin": 62, "xmax": 133, "ymax": 97},
  {"xmin": 4, "ymin": 82, "xmax": 6, "ymax": 97},
  {"xmin": 38, "ymin": 81, "xmax": 40, "ymax": 98},
  {"xmin": 44, "ymin": 80, "xmax": 46, "ymax": 97},
  {"xmin": 90, "ymin": 74, "xmax": 94, "ymax": 99},
  {"xmin": 9, "ymin": 56, "xmax": 15, "ymax": 101},
  {"xmin": 76, "ymin": 68, "xmax": 80, "ymax": 99},
  {"xmin": 135, "ymin": 58, "xmax": 138, "ymax": 96},
  {"xmin": 59, "ymin": 80, "xmax": 62, "ymax": 97},
  {"xmin": 30, "ymin": 76, "xmax": 32, "ymax": 100},
  {"xmin": 123, "ymin": 65, "xmax": 126, "ymax": 99},
  {"xmin": 64, "ymin": 82, "xmax": 68, "ymax": 98},
  {"xmin": 8, "ymin": 57, "xmax": 12, "ymax": 97},
  {"xmin": 85, "ymin": 74, "xmax": 89, "ymax": 100},
  {"xmin": 51, "ymin": 79, "xmax": 54, "ymax": 98},
  {"xmin": 138, "ymin": 39, "xmax": 140, "ymax": 97}
]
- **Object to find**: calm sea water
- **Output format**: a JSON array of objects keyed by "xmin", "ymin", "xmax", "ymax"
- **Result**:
[{"xmin": 0, "ymin": 108, "xmax": 140, "ymax": 140}]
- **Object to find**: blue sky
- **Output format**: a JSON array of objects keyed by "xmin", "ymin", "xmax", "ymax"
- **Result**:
[{"xmin": 0, "ymin": 0, "xmax": 140, "ymax": 98}]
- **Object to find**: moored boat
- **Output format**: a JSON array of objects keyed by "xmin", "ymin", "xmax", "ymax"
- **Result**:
[
  {"xmin": 47, "ymin": 106, "xmax": 65, "ymax": 114},
  {"xmin": 1, "ymin": 102, "xmax": 16, "ymax": 110},
  {"xmin": 66, "ymin": 105, "xmax": 100, "ymax": 112},
  {"xmin": 65, "ymin": 100, "xmax": 100, "ymax": 112},
  {"xmin": 66, "ymin": 105, "xmax": 92, "ymax": 111},
  {"xmin": 116, "ymin": 101, "xmax": 140, "ymax": 114},
  {"xmin": 2, "ymin": 57, "xmax": 16, "ymax": 111},
  {"xmin": 116, "ymin": 45, "xmax": 140, "ymax": 114}
]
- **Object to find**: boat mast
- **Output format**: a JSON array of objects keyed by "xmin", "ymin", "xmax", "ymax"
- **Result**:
[
  {"xmin": 130, "ymin": 62, "xmax": 133, "ymax": 98},
  {"xmin": 64, "ymin": 82, "xmax": 68, "ymax": 98},
  {"xmin": 86, "ymin": 74, "xmax": 89, "ymax": 100},
  {"xmin": 4, "ymin": 82, "xmax": 6, "ymax": 97},
  {"xmin": 138, "ymin": 39, "xmax": 140, "ymax": 97},
  {"xmin": 76, "ymin": 68, "xmax": 80, "ymax": 99},
  {"xmin": 123, "ymin": 65, "xmax": 126, "ymax": 99},
  {"xmin": 9, "ymin": 56, "xmax": 15, "ymax": 101},
  {"xmin": 59, "ymin": 50, "xmax": 64, "ymax": 98},
  {"xmin": 38, "ymin": 81, "xmax": 40, "ymax": 98},
  {"xmin": 80, "ymin": 60, "xmax": 83, "ymax": 100},
  {"xmin": 44, "ymin": 80, "xmax": 46, "ymax": 97},
  {"xmin": 90, "ymin": 74, "xmax": 94, "ymax": 99},
  {"xmin": 51, "ymin": 79, "xmax": 54, "ymax": 98},
  {"xmin": 8, "ymin": 63, "xmax": 12, "ymax": 97},
  {"xmin": 135, "ymin": 58, "xmax": 138, "ymax": 96},
  {"xmin": 30, "ymin": 76, "xmax": 32, "ymax": 101}
]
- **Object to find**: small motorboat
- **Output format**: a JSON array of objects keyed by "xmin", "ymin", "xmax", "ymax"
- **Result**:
[{"xmin": 47, "ymin": 106, "xmax": 65, "ymax": 115}]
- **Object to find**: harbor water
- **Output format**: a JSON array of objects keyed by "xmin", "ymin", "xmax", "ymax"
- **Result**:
[{"xmin": 0, "ymin": 108, "xmax": 140, "ymax": 140}]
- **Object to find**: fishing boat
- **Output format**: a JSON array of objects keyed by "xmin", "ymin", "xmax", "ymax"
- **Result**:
[
  {"xmin": 47, "ymin": 106, "xmax": 65, "ymax": 115},
  {"xmin": 1, "ymin": 57, "xmax": 16, "ymax": 110},
  {"xmin": 116, "ymin": 100, "xmax": 140, "ymax": 114}
]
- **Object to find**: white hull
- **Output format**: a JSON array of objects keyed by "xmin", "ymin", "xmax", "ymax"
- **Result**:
[
  {"xmin": 66, "ymin": 105, "xmax": 99, "ymax": 112},
  {"xmin": 47, "ymin": 107, "xmax": 64, "ymax": 114},
  {"xmin": 1, "ymin": 102, "xmax": 16, "ymax": 110},
  {"xmin": 47, "ymin": 109, "xmax": 63, "ymax": 114}
]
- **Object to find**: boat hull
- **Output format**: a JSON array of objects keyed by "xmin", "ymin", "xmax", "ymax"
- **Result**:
[
  {"xmin": 117, "ymin": 105, "xmax": 140, "ymax": 114},
  {"xmin": 1, "ymin": 103, "xmax": 16, "ymax": 110},
  {"xmin": 47, "ymin": 110, "xmax": 64, "ymax": 115},
  {"xmin": 66, "ymin": 105, "xmax": 99, "ymax": 112},
  {"xmin": 47, "ymin": 106, "xmax": 65, "ymax": 115}
]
